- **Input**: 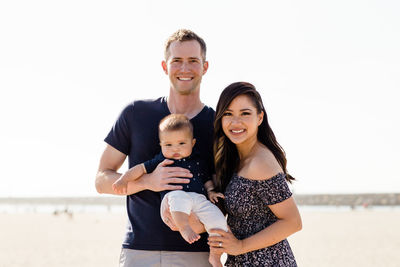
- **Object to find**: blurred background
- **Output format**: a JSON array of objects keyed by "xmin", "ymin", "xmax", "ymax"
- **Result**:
[{"xmin": 0, "ymin": 0, "xmax": 399, "ymax": 266}]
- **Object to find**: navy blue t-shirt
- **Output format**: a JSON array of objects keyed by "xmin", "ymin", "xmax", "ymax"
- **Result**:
[
  {"xmin": 104, "ymin": 97, "xmax": 215, "ymax": 251},
  {"xmin": 144, "ymin": 152, "xmax": 211, "ymax": 198}
]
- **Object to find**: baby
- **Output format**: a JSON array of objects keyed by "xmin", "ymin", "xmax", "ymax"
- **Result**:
[{"xmin": 112, "ymin": 114, "xmax": 227, "ymax": 267}]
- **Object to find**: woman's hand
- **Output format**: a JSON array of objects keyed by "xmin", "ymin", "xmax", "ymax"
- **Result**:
[{"xmin": 208, "ymin": 228, "xmax": 245, "ymax": 256}]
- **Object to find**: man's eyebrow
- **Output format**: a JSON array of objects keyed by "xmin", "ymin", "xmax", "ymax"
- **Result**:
[{"xmin": 171, "ymin": 56, "xmax": 200, "ymax": 60}]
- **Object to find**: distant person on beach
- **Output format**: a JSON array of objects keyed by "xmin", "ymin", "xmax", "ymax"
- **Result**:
[
  {"xmin": 95, "ymin": 29, "xmax": 217, "ymax": 266},
  {"xmin": 112, "ymin": 114, "xmax": 227, "ymax": 266},
  {"xmin": 207, "ymin": 82, "xmax": 302, "ymax": 266}
]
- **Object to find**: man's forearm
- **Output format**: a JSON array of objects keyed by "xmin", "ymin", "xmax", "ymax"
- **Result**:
[
  {"xmin": 126, "ymin": 174, "xmax": 149, "ymax": 195},
  {"xmin": 96, "ymin": 169, "xmax": 149, "ymax": 195},
  {"xmin": 95, "ymin": 170, "xmax": 123, "ymax": 195}
]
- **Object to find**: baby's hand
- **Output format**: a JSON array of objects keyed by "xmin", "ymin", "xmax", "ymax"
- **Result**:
[
  {"xmin": 208, "ymin": 191, "xmax": 224, "ymax": 204},
  {"xmin": 112, "ymin": 179, "xmax": 128, "ymax": 195}
]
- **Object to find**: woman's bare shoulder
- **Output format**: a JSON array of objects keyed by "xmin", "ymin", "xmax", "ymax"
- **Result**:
[{"xmin": 239, "ymin": 149, "xmax": 283, "ymax": 181}]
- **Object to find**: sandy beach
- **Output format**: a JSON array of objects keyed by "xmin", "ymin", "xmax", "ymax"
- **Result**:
[
  {"xmin": 1, "ymin": 208, "xmax": 399, "ymax": 267},
  {"xmin": 289, "ymin": 209, "xmax": 400, "ymax": 267}
]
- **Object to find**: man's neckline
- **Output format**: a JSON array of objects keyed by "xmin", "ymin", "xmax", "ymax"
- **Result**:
[{"xmin": 164, "ymin": 96, "xmax": 206, "ymax": 120}]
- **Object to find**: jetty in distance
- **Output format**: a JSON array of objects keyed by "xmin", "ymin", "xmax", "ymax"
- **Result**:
[
  {"xmin": 1, "ymin": 193, "xmax": 400, "ymax": 207},
  {"xmin": 294, "ymin": 193, "xmax": 400, "ymax": 206}
]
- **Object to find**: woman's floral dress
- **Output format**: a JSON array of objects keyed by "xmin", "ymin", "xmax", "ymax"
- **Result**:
[{"xmin": 224, "ymin": 172, "xmax": 297, "ymax": 266}]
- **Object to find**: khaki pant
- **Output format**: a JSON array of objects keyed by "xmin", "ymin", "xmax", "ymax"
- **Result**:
[{"xmin": 119, "ymin": 249, "xmax": 211, "ymax": 267}]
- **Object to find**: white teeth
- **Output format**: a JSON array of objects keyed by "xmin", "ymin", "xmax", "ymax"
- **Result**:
[
  {"xmin": 178, "ymin": 78, "xmax": 192, "ymax": 81},
  {"xmin": 231, "ymin": 129, "xmax": 244, "ymax": 133}
]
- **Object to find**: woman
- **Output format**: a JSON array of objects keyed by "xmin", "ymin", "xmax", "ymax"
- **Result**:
[{"xmin": 208, "ymin": 82, "xmax": 302, "ymax": 266}]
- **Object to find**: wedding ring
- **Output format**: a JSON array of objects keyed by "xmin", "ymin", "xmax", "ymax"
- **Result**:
[{"xmin": 219, "ymin": 242, "xmax": 222, "ymax": 247}]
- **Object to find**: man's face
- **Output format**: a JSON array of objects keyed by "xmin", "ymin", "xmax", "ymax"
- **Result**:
[{"xmin": 162, "ymin": 40, "xmax": 208, "ymax": 96}]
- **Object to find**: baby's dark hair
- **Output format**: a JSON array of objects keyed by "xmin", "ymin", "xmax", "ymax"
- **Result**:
[{"xmin": 159, "ymin": 114, "xmax": 193, "ymax": 137}]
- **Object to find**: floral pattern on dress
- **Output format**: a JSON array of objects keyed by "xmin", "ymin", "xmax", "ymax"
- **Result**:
[{"xmin": 224, "ymin": 172, "xmax": 297, "ymax": 266}]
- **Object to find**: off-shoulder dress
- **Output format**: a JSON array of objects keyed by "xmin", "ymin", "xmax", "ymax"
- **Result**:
[{"xmin": 224, "ymin": 172, "xmax": 297, "ymax": 266}]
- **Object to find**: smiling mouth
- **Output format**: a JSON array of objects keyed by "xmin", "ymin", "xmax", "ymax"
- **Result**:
[
  {"xmin": 178, "ymin": 77, "xmax": 193, "ymax": 81},
  {"xmin": 231, "ymin": 129, "xmax": 245, "ymax": 134}
]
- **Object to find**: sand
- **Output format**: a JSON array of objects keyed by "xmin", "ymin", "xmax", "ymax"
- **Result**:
[
  {"xmin": 0, "ymin": 208, "xmax": 399, "ymax": 266},
  {"xmin": 289, "ymin": 209, "xmax": 400, "ymax": 267}
]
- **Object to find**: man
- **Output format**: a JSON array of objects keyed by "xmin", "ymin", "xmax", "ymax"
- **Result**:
[{"xmin": 95, "ymin": 29, "xmax": 214, "ymax": 266}]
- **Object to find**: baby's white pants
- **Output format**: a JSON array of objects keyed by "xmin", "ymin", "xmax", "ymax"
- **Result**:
[{"xmin": 162, "ymin": 190, "xmax": 228, "ymax": 235}]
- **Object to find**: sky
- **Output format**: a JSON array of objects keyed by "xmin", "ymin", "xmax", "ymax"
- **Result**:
[{"xmin": 0, "ymin": 0, "xmax": 399, "ymax": 197}]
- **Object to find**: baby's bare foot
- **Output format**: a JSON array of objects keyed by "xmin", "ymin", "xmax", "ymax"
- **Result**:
[
  {"xmin": 209, "ymin": 253, "xmax": 222, "ymax": 267},
  {"xmin": 179, "ymin": 225, "xmax": 200, "ymax": 244}
]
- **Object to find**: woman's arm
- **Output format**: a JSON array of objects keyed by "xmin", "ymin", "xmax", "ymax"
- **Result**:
[
  {"xmin": 241, "ymin": 197, "xmax": 301, "ymax": 253},
  {"xmin": 209, "ymin": 197, "xmax": 302, "ymax": 255}
]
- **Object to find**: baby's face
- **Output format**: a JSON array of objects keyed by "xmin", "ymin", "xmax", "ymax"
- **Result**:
[{"xmin": 159, "ymin": 129, "xmax": 195, "ymax": 160}]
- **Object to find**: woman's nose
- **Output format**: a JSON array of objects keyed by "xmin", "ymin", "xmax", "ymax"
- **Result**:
[{"xmin": 230, "ymin": 116, "xmax": 241, "ymax": 124}]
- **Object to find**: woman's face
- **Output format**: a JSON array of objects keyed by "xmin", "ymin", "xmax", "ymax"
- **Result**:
[{"xmin": 221, "ymin": 94, "xmax": 264, "ymax": 146}]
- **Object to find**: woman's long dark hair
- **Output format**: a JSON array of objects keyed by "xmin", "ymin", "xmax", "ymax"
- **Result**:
[{"xmin": 213, "ymin": 82, "xmax": 295, "ymax": 192}]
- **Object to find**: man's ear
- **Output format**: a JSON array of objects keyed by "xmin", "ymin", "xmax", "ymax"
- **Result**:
[
  {"xmin": 161, "ymin": 61, "xmax": 168, "ymax": 74},
  {"xmin": 202, "ymin": 61, "xmax": 209, "ymax": 75}
]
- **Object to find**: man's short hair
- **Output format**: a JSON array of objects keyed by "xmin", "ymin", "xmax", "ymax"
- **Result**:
[
  {"xmin": 164, "ymin": 29, "xmax": 207, "ymax": 62},
  {"xmin": 159, "ymin": 114, "xmax": 194, "ymax": 137}
]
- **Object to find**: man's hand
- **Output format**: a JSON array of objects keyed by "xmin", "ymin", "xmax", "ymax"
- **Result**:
[{"xmin": 144, "ymin": 159, "xmax": 193, "ymax": 192}]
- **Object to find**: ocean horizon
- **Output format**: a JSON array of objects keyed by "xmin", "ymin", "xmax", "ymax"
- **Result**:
[{"xmin": 1, "ymin": 193, "xmax": 400, "ymax": 214}]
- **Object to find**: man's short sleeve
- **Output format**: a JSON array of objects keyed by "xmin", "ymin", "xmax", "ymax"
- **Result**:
[{"xmin": 104, "ymin": 104, "xmax": 133, "ymax": 155}]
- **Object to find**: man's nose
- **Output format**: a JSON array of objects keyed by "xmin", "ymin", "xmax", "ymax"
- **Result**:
[{"xmin": 180, "ymin": 62, "xmax": 190, "ymax": 71}]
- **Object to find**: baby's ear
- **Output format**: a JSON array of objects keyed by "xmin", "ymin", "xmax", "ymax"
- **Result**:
[{"xmin": 192, "ymin": 138, "xmax": 196, "ymax": 147}]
